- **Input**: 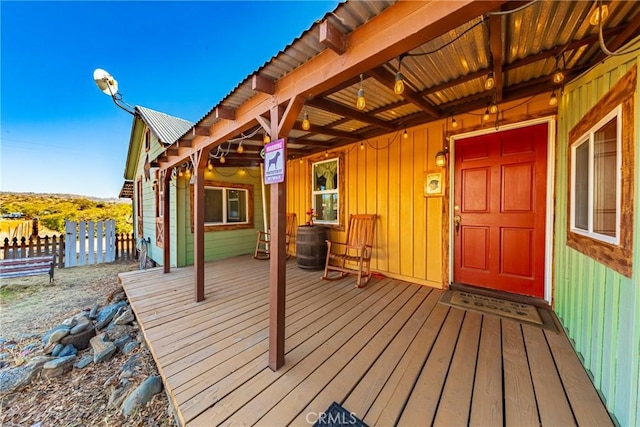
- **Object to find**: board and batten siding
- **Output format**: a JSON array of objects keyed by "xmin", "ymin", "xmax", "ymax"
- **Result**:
[
  {"xmin": 181, "ymin": 167, "xmax": 266, "ymax": 265},
  {"xmin": 554, "ymin": 45, "xmax": 639, "ymax": 426}
]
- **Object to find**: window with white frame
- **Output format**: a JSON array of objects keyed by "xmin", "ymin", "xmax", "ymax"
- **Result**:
[
  {"xmin": 204, "ymin": 186, "xmax": 248, "ymax": 225},
  {"xmin": 570, "ymin": 105, "xmax": 621, "ymax": 245},
  {"xmin": 312, "ymin": 158, "xmax": 339, "ymax": 224}
]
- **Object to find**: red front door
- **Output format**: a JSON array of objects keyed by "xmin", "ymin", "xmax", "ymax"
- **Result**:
[{"xmin": 453, "ymin": 123, "xmax": 548, "ymax": 298}]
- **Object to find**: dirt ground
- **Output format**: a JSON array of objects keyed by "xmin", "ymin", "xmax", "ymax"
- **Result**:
[{"xmin": 0, "ymin": 261, "xmax": 178, "ymax": 426}]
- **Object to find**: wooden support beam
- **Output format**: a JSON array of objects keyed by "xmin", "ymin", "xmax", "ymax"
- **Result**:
[
  {"xmin": 308, "ymin": 98, "xmax": 396, "ymax": 130},
  {"xmin": 178, "ymin": 140, "xmax": 192, "ymax": 148},
  {"xmin": 191, "ymin": 149, "xmax": 206, "ymax": 302},
  {"xmin": 320, "ymin": 19, "xmax": 346, "ymax": 54},
  {"xmin": 278, "ymin": 96, "xmax": 305, "ymax": 136},
  {"xmin": 215, "ymin": 106, "xmax": 236, "ymax": 121},
  {"xmin": 193, "ymin": 126, "xmax": 209, "ymax": 137},
  {"xmin": 256, "ymin": 116, "xmax": 271, "ymax": 137},
  {"xmin": 166, "ymin": 148, "xmax": 179, "ymax": 156},
  {"xmin": 268, "ymin": 105, "xmax": 287, "ymax": 371},
  {"xmin": 368, "ymin": 66, "xmax": 440, "ymax": 117},
  {"xmin": 162, "ymin": 169, "xmax": 171, "ymax": 274},
  {"xmin": 252, "ymin": 74, "xmax": 275, "ymax": 95}
]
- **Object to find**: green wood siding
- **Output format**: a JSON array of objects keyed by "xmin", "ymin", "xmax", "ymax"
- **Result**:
[
  {"xmin": 180, "ymin": 168, "xmax": 265, "ymax": 264},
  {"xmin": 554, "ymin": 46, "xmax": 639, "ymax": 426}
]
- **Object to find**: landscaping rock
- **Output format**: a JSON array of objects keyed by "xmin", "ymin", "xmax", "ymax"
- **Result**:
[
  {"xmin": 113, "ymin": 308, "xmax": 135, "ymax": 325},
  {"xmin": 51, "ymin": 343, "xmax": 64, "ymax": 357},
  {"xmin": 42, "ymin": 356, "xmax": 75, "ymax": 378},
  {"xmin": 74, "ymin": 354, "xmax": 93, "ymax": 369},
  {"xmin": 122, "ymin": 341, "xmax": 139, "ymax": 355},
  {"xmin": 42, "ymin": 325, "xmax": 69, "ymax": 346},
  {"xmin": 105, "ymin": 324, "xmax": 137, "ymax": 344},
  {"xmin": 90, "ymin": 334, "xmax": 117, "ymax": 363},
  {"xmin": 0, "ymin": 356, "xmax": 52, "ymax": 395},
  {"xmin": 119, "ymin": 354, "xmax": 141, "ymax": 379},
  {"xmin": 58, "ymin": 344, "xmax": 77, "ymax": 358},
  {"xmin": 60, "ymin": 326, "xmax": 96, "ymax": 351},
  {"xmin": 107, "ymin": 378, "xmax": 132, "ymax": 409},
  {"xmin": 70, "ymin": 318, "xmax": 91, "ymax": 335},
  {"xmin": 120, "ymin": 376, "xmax": 163, "ymax": 416},
  {"xmin": 88, "ymin": 304, "xmax": 100, "ymax": 320},
  {"xmin": 95, "ymin": 301, "xmax": 128, "ymax": 330}
]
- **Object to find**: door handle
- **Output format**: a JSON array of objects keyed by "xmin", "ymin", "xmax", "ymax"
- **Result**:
[{"xmin": 454, "ymin": 215, "xmax": 461, "ymax": 233}]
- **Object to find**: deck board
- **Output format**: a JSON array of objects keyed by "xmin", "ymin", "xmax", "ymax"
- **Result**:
[{"xmin": 119, "ymin": 256, "xmax": 613, "ymax": 426}]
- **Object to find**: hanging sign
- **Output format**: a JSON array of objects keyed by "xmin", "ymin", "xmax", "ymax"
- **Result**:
[{"xmin": 264, "ymin": 138, "xmax": 285, "ymax": 184}]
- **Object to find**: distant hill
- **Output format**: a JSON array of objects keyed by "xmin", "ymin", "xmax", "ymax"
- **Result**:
[{"xmin": 0, "ymin": 192, "xmax": 132, "ymax": 234}]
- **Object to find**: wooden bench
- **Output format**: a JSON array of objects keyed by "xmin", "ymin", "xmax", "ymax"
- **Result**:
[{"xmin": 0, "ymin": 256, "xmax": 54, "ymax": 283}]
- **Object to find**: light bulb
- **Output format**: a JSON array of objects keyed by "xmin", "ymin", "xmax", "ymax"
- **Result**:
[
  {"xmin": 185, "ymin": 168, "xmax": 191, "ymax": 177},
  {"xmin": 484, "ymin": 72, "xmax": 495, "ymax": 90},
  {"xmin": 589, "ymin": 4, "xmax": 608, "ymax": 25},
  {"xmin": 483, "ymin": 108, "xmax": 490, "ymax": 121},
  {"xmin": 553, "ymin": 70, "xmax": 565, "ymax": 84},
  {"xmin": 238, "ymin": 168, "xmax": 246, "ymax": 176},
  {"xmin": 178, "ymin": 169, "xmax": 184, "ymax": 177},
  {"xmin": 237, "ymin": 144, "xmax": 244, "ymax": 154},
  {"xmin": 403, "ymin": 129, "xmax": 408, "ymax": 139},
  {"xmin": 549, "ymin": 91, "xmax": 558, "ymax": 106},
  {"xmin": 356, "ymin": 88, "xmax": 366, "ymax": 111},
  {"xmin": 394, "ymin": 72, "xmax": 405, "ymax": 95},
  {"xmin": 489, "ymin": 103, "xmax": 498, "ymax": 114},
  {"xmin": 325, "ymin": 151, "xmax": 329, "ymax": 158},
  {"xmin": 220, "ymin": 156, "xmax": 226, "ymax": 164},
  {"xmin": 207, "ymin": 160, "xmax": 213, "ymax": 171},
  {"xmin": 451, "ymin": 117, "xmax": 458, "ymax": 128},
  {"xmin": 263, "ymin": 134, "xmax": 270, "ymax": 144},
  {"xmin": 360, "ymin": 142, "xmax": 365, "ymax": 150},
  {"xmin": 302, "ymin": 113, "xmax": 310, "ymax": 131}
]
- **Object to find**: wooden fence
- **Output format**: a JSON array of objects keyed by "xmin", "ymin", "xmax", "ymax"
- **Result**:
[{"xmin": 1, "ymin": 233, "xmax": 137, "ymax": 267}]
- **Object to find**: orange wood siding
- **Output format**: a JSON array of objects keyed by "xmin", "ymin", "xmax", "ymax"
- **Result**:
[{"xmin": 287, "ymin": 98, "xmax": 554, "ymax": 288}]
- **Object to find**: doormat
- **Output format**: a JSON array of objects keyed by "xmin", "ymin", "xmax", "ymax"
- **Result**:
[
  {"xmin": 440, "ymin": 290, "xmax": 543, "ymax": 325},
  {"xmin": 313, "ymin": 402, "xmax": 368, "ymax": 427}
]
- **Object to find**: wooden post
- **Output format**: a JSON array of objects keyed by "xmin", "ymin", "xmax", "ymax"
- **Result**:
[
  {"xmin": 192, "ymin": 152, "xmax": 206, "ymax": 302},
  {"xmin": 163, "ymin": 169, "xmax": 171, "ymax": 273}
]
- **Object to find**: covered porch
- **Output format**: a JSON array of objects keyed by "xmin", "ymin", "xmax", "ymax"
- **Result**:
[{"xmin": 119, "ymin": 256, "xmax": 612, "ymax": 426}]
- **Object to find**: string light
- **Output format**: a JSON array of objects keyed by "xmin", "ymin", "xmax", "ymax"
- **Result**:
[
  {"xmin": 263, "ymin": 133, "xmax": 271, "ymax": 144},
  {"xmin": 549, "ymin": 90, "xmax": 558, "ymax": 106},
  {"xmin": 403, "ymin": 129, "xmax": 408, "ymax": 139},
  {"xmin": 237, "ymin": 142, "xmax": 244, "ymax": 154},
  {"xmin": 356, "ymin": 74, "xmax": 366, "ymax": 111},
  {"xmin": 489, "ymin": 103, "xmax": 498, "ymax": 114},
  {"xmin": 553, "ymin": 54, "xmax": 565, "ymax": 84},
  {"xmin": 220, "ymin": 156, "xmax": 226, "ymax": 164},
  {"xmin": 483, "ymin": 107, "xmax": 490, "ymax": 121},
  {"xmin": 302, "ymin": 110, "xmax": 311, "ymax": 131},
  {"xmin": 484, "ymin": 72, "xmax": 495, "ymax": 90},
  {"xmin": 394, "ymin": 55, "xmax": 405, "ymax": 95},
  {"xmin": 238, "ymin": 168, "xmax": 246, "ymax": 177},
  {"xmin": 360, "ymin": 141, "xmax": 365, "ymax": 150},
  {"xmin": 325, "ymin": 151, "xmax": 329, "ymax": 158},
  {"xmin": 589, "ymin": 4, "xmax": 608, "ymax": 26},
  {"xmin": 207, "ymin": 159, "xmax": 213, "ymax": 171},
  {"xmin": 451, "ymin": 116, "xmax": 458, "ymax": 128},
  {"xmin": 178, "ymin": 169, "xmax": 184, "ymax": 177}
]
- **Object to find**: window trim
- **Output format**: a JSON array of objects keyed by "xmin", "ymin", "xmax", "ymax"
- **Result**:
[
  {"xmin": 566, "ymin": 65, "xmax": 635, "ymax": 279},
  {"xmin": 569, "ymin": 105, "xmax": 622, "ymax": 245},
  {"xmin": 308, "ymin": 153, "xmax": 345, "ymax": 231},
  {"xmin": 311, "ymin": 157, "xmax": 340, "ymax": 226},
  {"xmin": 189, "ymin": 180, "xmax": 254, "ymax": 232}
]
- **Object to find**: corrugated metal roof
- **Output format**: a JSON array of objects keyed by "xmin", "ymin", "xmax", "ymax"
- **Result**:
[{"xmin": 136, "ymin": 106, "xmax": 194, "ymax": 145}]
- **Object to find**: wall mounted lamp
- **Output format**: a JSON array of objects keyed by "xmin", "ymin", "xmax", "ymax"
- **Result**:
[{"xmin": 435, "ymin": 148, "xmax": 448, "ymax": 168}]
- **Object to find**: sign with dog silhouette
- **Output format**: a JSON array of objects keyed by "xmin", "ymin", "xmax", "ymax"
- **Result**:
[{"xmin": 264, "ymin": 138, "xmax": 285, "ymax": 184}]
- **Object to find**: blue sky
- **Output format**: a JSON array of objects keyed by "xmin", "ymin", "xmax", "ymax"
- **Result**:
[{"xmin": 1, "ymin": 1, "xmax": 339, "ymax": 198}]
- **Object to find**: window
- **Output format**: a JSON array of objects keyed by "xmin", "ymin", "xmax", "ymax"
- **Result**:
[
  {"xmin": 190, "ymin": 180, "xmax": 254, "ymax": 232},
  {"xmin": 566, "ymin": 65, "xmax": 635, "ymax": 279},
  {"xmin": 144, "ymin": 129, "xmax": 151, "ymax": 152},
  {"xmin": 154, "ymin": 170, "xmax": 163, "ymax": 219},
  {"xmin": 203, "ymin": 187, "xmax": 248, "ymax": 224},
  {"xmin": 570, "ymin": 106, "xmax": 621, "ymax": 245},
  {"xmin": 136, "ymin": 178, "xmax": 143, "ymax": 237},
  {"xmin": 312, "ymin": 158, "xmax": 339, "ymax": 225}
]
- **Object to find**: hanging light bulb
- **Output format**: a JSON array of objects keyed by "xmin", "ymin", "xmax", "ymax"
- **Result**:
[
  {"xmin": 360, "ymin": 141, "xmax": 365, "ymax": 150},
  {"xmin": 549, "ymin": 90, "xmax": 558, "ymax": 106},
  {"xmin": 302, "ymin": 111, "xmax": 311, "ymax": 131},
  {"xmin": 484, "ymin": 72, "xmax": 495, "ymax": 90},
  {"xmin": 356, "ymin": 74, "xmax": 366, "ymax": 110},
  {"xmin": 589, "ymin": 4, "xmax": 608, "ymax": 26},
  {"xmin": 178, "ymin": 168, "xmax": 184, "ymax": 177},
  {"xmin": 299, "ymin": 158, "xmax": 303, "ymax": 164},
  {"xmin": 238, "ymin": 168, "xmax": 246, "ymax": 177},
  {"xmin": 237, "ymin": 142, "xmax": 244, "ymax": 154},
  {"xmin": 483, "ymin": 107, "xmax": 490, "ymax": 121},
  {"xmin": 185, "ymin": 168, "xmax": 191, "ymax": 178},
  {"xmin": 403, "ymin": 129, "xmax": 408, "ymax": 139},
  {"xmin": 489, "ymin": 103, "xmax": 498, "ymax": 114},
  {"xmin": 263, "ymin": 133, "xmax": 271, "ymax": 144},
  {"xmin": 325, "ymin": 151, "xmax": 329, "ymax": 158},
  {"xmin": 451, "ymin": 116, "xmax": 458, "ymax": 128},
  {"xmin": 552, "ymin": 70, "xmax": 565, "ymax": 84},
  {"xmin": 220, "ymin": 156, "xmax": 226, "ymax": 164},
  {"xmin": 394, "ymin": 72, "xmax": 405, "ymax": 95},
  {"xmin": 207, "ymin": 159, "xmax": 213, "ymax": 171}
]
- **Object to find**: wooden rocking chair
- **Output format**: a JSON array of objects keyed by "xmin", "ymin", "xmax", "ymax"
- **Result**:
[
  {"xmin": 253, "ymin": 213, "xmax": 297, "ymax": 260},
  {"xmin": 322, "ymin": 214, "xmax": 377, "ymax": 288}
]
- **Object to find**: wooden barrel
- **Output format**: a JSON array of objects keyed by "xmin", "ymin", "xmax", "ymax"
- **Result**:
[{"xmin": 296, "ymin": 226, "xmax": 328, "ymax": 270}]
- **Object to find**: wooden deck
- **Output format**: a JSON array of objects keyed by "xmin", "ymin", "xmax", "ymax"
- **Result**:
[{"xmin": 119, "ymin": 256, "xmax": 612, "ymax": 426}]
